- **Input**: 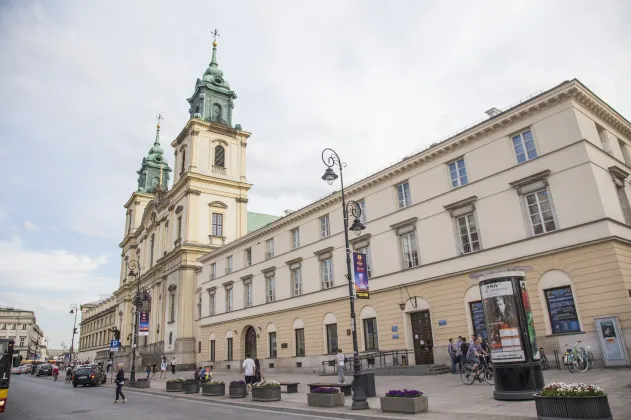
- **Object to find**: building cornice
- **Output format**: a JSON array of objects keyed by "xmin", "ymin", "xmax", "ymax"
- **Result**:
[{"xmin": 172, "ymin": 118, "xmax": 252, "ymax": 148}]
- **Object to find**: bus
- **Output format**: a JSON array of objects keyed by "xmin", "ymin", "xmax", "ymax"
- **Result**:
[{"xmin": 0, "ymin": 339, "xmax": 20, "ymax": 414}]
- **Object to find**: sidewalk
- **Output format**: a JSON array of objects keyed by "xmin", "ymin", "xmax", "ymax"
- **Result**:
[{"xmin": 102, "ymin": 367, "xmax": 631, "ymax": 420}]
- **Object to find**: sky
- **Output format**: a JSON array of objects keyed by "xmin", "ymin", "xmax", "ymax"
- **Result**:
[{"xmin": 1, "ymin": 0, "xmax": 630, "ymax": 349}]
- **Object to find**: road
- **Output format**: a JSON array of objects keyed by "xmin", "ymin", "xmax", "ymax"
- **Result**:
[{"xmin": 3, "ymin": 375, "xmax": 332, "ymax": 420}]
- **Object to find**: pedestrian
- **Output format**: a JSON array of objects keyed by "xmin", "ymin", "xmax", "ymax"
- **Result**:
[
  {"xmin": 253, "ymin": 359, "xmax": 265, "ymax": 383},
  {"xmin": 171, "ymin": 357, "xmax": 176, "ymax": 375},
  {"xmin": 194, "ymin": 366, "xmax": 201, "ymax": 383},
  {"xmin": 204, "ymin": 366, "xmax": 212, "ymax": 382},
  {"xmin": 448, "ymin": 338, "xmax": 459, "ymax": 374},
  {"xmin": 145, "ymin": 363, "xmax": 151, "ymax": 379},
  {"xmin": 106, "ymin": 359, "xmax": 112, "ymax": 374},
  {"xmin": 160, "ymin": 357, "xmax": 167, "ymax": 378},
  {"xmin": 151, "ymin": 361, "xmax": 157, "ymax": 379},
  {"xmin": 113, "ymin": 363, "xmax": 127, "ymax": 404},
  {"xmin": 240, "ymin": 354, "xmax": 255, "ymax": 391},
  {"xmin": 336, "ymin": 348, "xmax": 345, "ymax": 384}
]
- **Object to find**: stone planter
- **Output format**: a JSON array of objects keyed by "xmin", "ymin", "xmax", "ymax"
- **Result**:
[
  {"xmin": 202, "ymin": 383, "xmax": 225, "ymax": 396},
  {"xmin": 307, "ymin": 392, "xmax": 345, "ymax": 407},
  {"xmin": 251, "ymin": 386, "xmax": 281, "ymax": 402},
  {"xmin": 380, "ymin": 396, "xmax": 429, "ymax": 414},
  {"xmin": 184, "ymin": 380, "xmax": 200, "ymax": 394},
  {"xmin": 166, "ymin": 382, "xmax": 184, "ymax": 392},
  {"xmin": 134, "ymin": 380, "xmax": 150, "ymax": 389},
  {"xmin": 229, "ymin": 384, "xmax": 248, "ymax": 398},
  {"xmin": 534, "ymin": 394, "xmax": 612, "ymax": 420}
]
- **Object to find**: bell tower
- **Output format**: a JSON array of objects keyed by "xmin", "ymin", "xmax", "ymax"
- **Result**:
[{"xmin": 136, "ymin": 117, "xmax": 172, "ymax": 194}]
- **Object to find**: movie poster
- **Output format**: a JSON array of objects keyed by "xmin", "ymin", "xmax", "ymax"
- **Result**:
[
  {"xmin": 353, "ymin": 252, "xmax": 369, "ymax": 299},
  {"xmin": 480, "ymin": 280, "xmax": 525, "ymax": 363},
  {"xmin": 520, "ymin": 280, "xmax": 540, "ymax": 360}
]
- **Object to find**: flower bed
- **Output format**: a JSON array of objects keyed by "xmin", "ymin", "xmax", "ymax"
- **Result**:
[
  {"xmin": 229, "ymin": 380, "xmax": 247, "ymax": 399},
  {"xmin": 166, "ymin": 378, "xmax": 185, "ymax": 392},
  {"xmin": 380, "ymin": 389, "xmax": 428, "ymax": 414},
  {"xmin": 184, "ymin": 378, "xmax": 200, "ymax": 394},
  {"xmin": 535, "ymin": 383, "xmax": 612, "ymax": 420},
  {"xmin": 134, "ymin": 378, "xmax": 150, "ymax": 389},
  {"xmin": 308, "ymin": 387, "xmax": 344, "ymax": 407},
  {"xmin": 202, "ymin": 380, "xmax": 225, "ymax": 396},
  {"xmin": 252, "ymin": 381, "xmax": 281, "ymax": 402}
]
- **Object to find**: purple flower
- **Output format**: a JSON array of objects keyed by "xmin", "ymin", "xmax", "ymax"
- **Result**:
[
  {"xmin": 385, "ymin": 389, "xmax": 423, "ymax": 398},
  {"xmin": 230, "ymin": 380, "xmax": 246, "ymax": 386},
  {"xmin": 311, "ymin": 387, "xmax": 339, "ymax": 394}
]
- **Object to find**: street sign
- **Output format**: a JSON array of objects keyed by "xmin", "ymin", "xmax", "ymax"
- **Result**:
[{"xmin": 110, "ymin": 339, "xmax": 121, "ymax": 352}]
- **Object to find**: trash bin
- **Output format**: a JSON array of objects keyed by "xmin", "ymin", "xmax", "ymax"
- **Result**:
[{"xmin": 363, "ymin": 372, "xmax": 376, "ymax": 398}]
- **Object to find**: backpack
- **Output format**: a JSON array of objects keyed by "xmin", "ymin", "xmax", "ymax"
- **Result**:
[{"xmin": 461, "ymin": 342, "xmax": 469, "ymax": 356}]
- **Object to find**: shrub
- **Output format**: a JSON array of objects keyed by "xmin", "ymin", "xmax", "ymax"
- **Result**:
[
  {"xmin": 230, "ymin": 380, "xmax": 246, "ymax": 386},
  {"xmin": 539, "ymin": 382, "xmax": 605, "ymax": 397},
  {"xmin": 166, "ymin": 377, "xmax": 185, "ymax": 383},
  {"xmin": 311, "ymin": 387, "xmax": 339, "ymax": 394},
  {"xmin": 208, "ymin": 380, "xmax": 225, "ymax": 385},
  {"xmin": 252, "ymin": 380, "xmax": 280, "ymax": 388},
  {"xmin": 385, "ymin": 389, "xmax": 423, "ymax": 398}
]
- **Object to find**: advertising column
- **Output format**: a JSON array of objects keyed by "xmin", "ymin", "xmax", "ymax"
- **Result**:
[{"xmin": 473, "ymin": 267, "xmax": 544, "ymax": 401}]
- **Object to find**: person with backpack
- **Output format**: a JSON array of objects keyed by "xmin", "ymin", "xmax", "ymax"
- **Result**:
[{"xmin": 460, "ymin": 336, "xmax": 470, "ymax": 371}]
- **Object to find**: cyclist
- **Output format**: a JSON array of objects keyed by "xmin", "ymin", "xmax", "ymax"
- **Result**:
[
  {"xmin": 467, "ymin": 338, "xmax": 483, "ymax": 382},
  {"xmin": 65, "ymin": 366, "xmax": 73, "ymax": 383},
  {"xmin": 52, "ymin": 364, "xmax": 60, "ymax": 381}
]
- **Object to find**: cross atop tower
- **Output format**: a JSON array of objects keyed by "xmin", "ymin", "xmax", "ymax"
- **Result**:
[
  {"xmin": 211, "ymin": 29, "xmax": 220, "ymax": 41},
  {"xmin": 156, "ymin": 113, "xmax": 163, "ymax": 127}
]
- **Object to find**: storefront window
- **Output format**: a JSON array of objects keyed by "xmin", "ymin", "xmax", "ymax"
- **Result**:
[{"xmin": 545, "ymin": 286, "xmax": 581, "ymax": 334}]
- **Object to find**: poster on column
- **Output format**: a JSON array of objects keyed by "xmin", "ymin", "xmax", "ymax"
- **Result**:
[
  {"xmin": 480, "ymin": 280, "xmax": 525, "ymax": 363},
  {"xmin": 520, "ymin": 280, "xmax": 540, "ymax": 360},
  {"xmin": 139, "ymin": 311, "xmax": 150, "ymax": 336},
  {"xmin": 353, "ymin": 252, "xmax": 369, "ymax": 299}
]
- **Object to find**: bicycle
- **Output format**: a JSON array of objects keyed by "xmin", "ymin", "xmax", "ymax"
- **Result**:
[
  {"xmin": 563, "ymin": 341, "xmax": 592, "ymax": 373},
  {"xmin": 460, "ymin": 358, "xmax": 494, "ymax": 385},
  {"xmin": 539, "ymin": 347, "xmax": 549, "ymax": 370}
]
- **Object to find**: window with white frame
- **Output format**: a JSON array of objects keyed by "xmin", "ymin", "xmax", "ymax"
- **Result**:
[
  {"xmin": 396, "ymin": 182, "xmax": 412, "ymax": 209},
  {"xmin": 169, "ymin": 290, "xmax": 175, "ymax": 322},
  {"xmin": 525, "ymin": 189, "xmax": 557, "ymax": 235},
  {"xmin": 150, "ymin": 233, "xmax": 155, "ymax": 268},
  {"xmin": 291, "ymin": 228, "xmax": 300, "ymax": 249},
  {"xmin": 266, "ymin": 277, "xmax": 276, "ymax": 303},
  {"xmin": 619, "ymin": 139, "xmax": 631, "ymax": 167},
  {"xmin": 225, "ymin": 287, "xmax": 233, "ymax": 312},
  {"xmin": 321, "ymin": 258, "xmax": 333, "ymax": 289},
  {"xmin": 176, "ymin": 216, "xmax": 183, "ymax": 240},
  {"xmin": 596, "ymin": 124, "xmax": 613, "ymax": 155},
  {"xmin": 356, "ymin": 246, "xmax": 372, "ymax": 277},
  {"xmin": 292, "ymin": 267, "xmax": 302, "ymax": 296},
  {"xmin": 211, "ymin": 213, "xmax": 224, "ymax": 237},
  {"xmin": 244, "ymin": 281, "xmax": 252, "ymax": 308},
  {"xmin": 610, "ymin": 167, "xmax": 631, "ymax": 224},
  {"xmin": 209, "ymin": 291, "xmax": 216, "ymax": 315},
  {"xmin": 457, "ymin": 213, "xmax": 480, "ymax": 254},
  {"xmin": 226, "ymin": 255, "xmax": 233, "ymax": 274},
  {"xmin": 295, "ymin": 328, "xmax": 305, "ymax": 357},
  {"xmin": 401, "ymin": 231, "xmax": 419, "ymax": 268},
  {"xmin": 265, "ymin": 238, "xmax": 274, "ymax": 259},
  {"xmin": 197, "ymin": 293, "xmax": 202, "ymax": 319},
  {"xmin": 245, "ymin": 248, "xmax": 252, "ymax": 266},
  {"xmin": 512, "ymin": 128, "xmax": 538, "ymax": 164},
  {"xmin": 320, "ymin": 215, "xmax": 330, "ymax": 238},
  {"xmin": 210, "ymin": 263, "xmax": 217, "ymax": 279},
  {"xmin": 448, "ymin": 158, "xmax": 468, "ymax": 188},
  {"xmin": 357, "ymin": 200, "xmax": 367, "ymax": 223}
]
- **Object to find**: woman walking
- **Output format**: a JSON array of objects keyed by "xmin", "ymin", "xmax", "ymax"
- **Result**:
[
  {"xmin": 114, "ymin": 363, "xmax": 127, "ymax": 404},
  {"xmin": 160, "ymin": 357, "xmax": 167, "ymax": 379},
  {"xmin": 253, "ymin": 359, "xmax": 265, "ymax": 384}
]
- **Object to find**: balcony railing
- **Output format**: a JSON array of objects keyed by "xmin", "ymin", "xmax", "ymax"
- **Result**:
[
  {"xmin": 265, "ymin": 252, "xmax": 274, "ymax": 260},
  {"xmin": 225, "ymin": 268, "xmax": 232, "ymax": 274},
  {"xmin": 212, "ymin": 165, "xmax": 227, "ymax": 176}
]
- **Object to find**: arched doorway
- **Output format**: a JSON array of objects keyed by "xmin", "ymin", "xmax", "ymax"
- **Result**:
[{"xmin": 245, "ymin": 326, "xmax": 257, "ymax": 359}]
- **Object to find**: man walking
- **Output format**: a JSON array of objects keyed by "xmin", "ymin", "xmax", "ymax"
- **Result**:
[
  {"xmin": 113, "ymin": 363, "xmax": 127, "ymax": 404},
  {"xmin": 240, "ymin": 354, "xmax": 255, "ymax": 391},
  {"xmin": 336, "ymin": 349, "xmax": 345, "ymax": 384},
  {"xmin": 448, "ymin": 338, "xmax": 459, "ymax": 374},
  {"xmin": 171, "ymin": 357, "xmax": 176, "ymax": 375}
]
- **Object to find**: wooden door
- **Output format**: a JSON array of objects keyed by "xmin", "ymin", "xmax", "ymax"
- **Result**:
[
  {"xmin": 410, "ymin": 311, "xmax": 434, "ymax": 365},
  {"xmin": 245, "ymin": 327, "xmax": 257, "ymax": 359}
]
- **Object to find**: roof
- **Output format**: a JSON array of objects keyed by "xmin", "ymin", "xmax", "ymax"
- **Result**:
[{"xmin": 247, "ymin": 211, "xmax": 281, "ymax": 233}]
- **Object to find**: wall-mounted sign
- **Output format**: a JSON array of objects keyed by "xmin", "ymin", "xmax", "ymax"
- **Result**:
[
  {"xmin": 595, "ymin": 316, "xmax": 629, "ymax": 367},
  {"xmin": 469, "ymin": 301, "xmax": 487, "ymax": 341},
  {"xmin": 438, "ymin": 320, "xmax": 447, "ymax": 326},
  {"xmin": 391, "ymin": 326, "xmax": 398, "ymax": 333},
  {"xmin": 392, "ymin": 334, "xmax": 399, "ymax": 339},
  {"xmin": 545, "ymin": 287, "xmax": 580, "ymax": 334}
]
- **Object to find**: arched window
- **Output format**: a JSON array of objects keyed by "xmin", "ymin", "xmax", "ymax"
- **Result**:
[
  {"xmin": 464, "ymin": 286, "xmax": 485, "ymax": 340},
  {"xmin": 214, "ymin": 145, "xmax": 225, "ymax": 168},
  {"xmin": 225, "ymin": 330, "xmax": 234, "ymax": 361},
  {"xmin": 538, "ymin": 270, "xmax": 582, "ymax": 335},
  {"xmin": 323, "ymin": 313, "xmax": 338, "ymax": 354},
  {"xmin": 149, "ymin": 233, "xmax": 155, "ymax": 268},
  {"xmin": 359, "ymin": 306, "xmax": 379, "ymax": 351},
  {"xmin": 209, "ymin": 333, "xmax": 216, "ymax": 361},
  {"xmin": 293, "ymin": 319, "xmax": 305, "ymax": 357},
  {"xmin": 267, "ymin": 323, "xmax": 277, "ymax": 358},
  {"xmin": 181, "ymin": 150, "xmax": 186, "ymax": 174}
]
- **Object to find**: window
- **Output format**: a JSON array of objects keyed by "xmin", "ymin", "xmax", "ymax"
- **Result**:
[
  {"xmin": 198, "ymin": 341, "xmax": 201, "ymax": 353},
  {"xmin": 197, "ymin": 294, "xmax": 202, "ymax": 319},
  {"xmin": 176, "ymin": 216, "xmax": 182, "ymax": 240},
  {"xmin": 212, "ymin": 213, "xmax": 224, "ymax": 237},
  {"xmin": 226, "ymin": 255, "xmax": 233, "ymax": 274},
  {"xmin": 596, "ymin": 124, "xmax": 613, "ymax": 155},
  {"xmin": 326, "ymin": 324, "xmax": 338, "ymax": 354},
  {"xmin": 291, "ymin": 228, "xmax": 300, "ymax": 249},
  {"xmin": 226, "ymin": 288, "xmax": 233, "ymax": 312},
  {"xmin": 396, "ymin": 182, "xmax": 412, "ymax": 209},
  {"xmin": 321, "ymin": 258, "xmax": 333, "ymax": 289},
  {"xmin": 448, "ymin": 158, "xmax": 468, "ymax": 188},
  {"xmin": 19, "ymin": 337, "xmax": 25, "ymax": 347},
  {"xmin": 210, "ymin": 263, "xmax": 217, "ymax": 279},
  {"xmin": 295, "ymin": 328, "xmax": 305, "ymax": 357},
  {"xmin": 357, "ymin": 200, "xmax": 367, "ymax": 224},
  {"xmin": 169, "ymin": 332, "xmax": 173, "ymax": 345},
  {"xmin": 128, "ymin": 209, "xmax": 133, "ymax": 233},
  {"xmin": 226, "ymin": 338, "xmax": 233, "ymax": 361},
  {"xmin": 292, "ymin": 267, "xmax": 302, "ymax": 296},
  {"xmin": 209, "ymin": 292, "xmax": 216, "ymax": 315},
  {"xmin": 265, "ymin": 238, "xmax": 274, "ymax": 259},
  {"xmin": 525, "ymin": 189, "xmax": 557, "ymax": 235},
  {"xmin": 457, "ymin": 213, "xmax": 480, "ymax": 254},
  {"xmin": 150, "ymin": 233, "xmax": 155, "ymax": 268},
  {"xmin": 245, "ymin": 248, "xmax": 252, "ymax": 266},
  {"xmin": 11, "ymin": 324, "xmax": 16, "ymax": 330},
  {"xmin": 320, "ymin": 215, "xmax": 330, "ymax": 238},
  {"xmin": 269, "ymin": 332, "xmax": 277, "ymax": 358},
  {"xmin": 22, "ymin": 324, "xmax": 27, "ymax": 330},
  {"xmin": 620, "ymin": 139, "xmax": 631, "ymax": 166},
  {"xmin": 266, "ymin": 277, "xmax": 276, "ymax": 303},
  {"xmin": 169, "ymin": 292, "xmax": 175, "ymax": 322},
  {"xmin": 616, "ymin": 182, "xmax": 631, "ymax": 225},
  {"xmin": 512, "ymin": 129, "xmax": 537, "ymax": 163},
  {"xmin": 356, "ymin": 247, "xmax": 372, "ymax": 278},
  {"xmin": 181, "ymin": 149, "xmax": 186, "ymax": 173},
  {"xmin": 545, "ymin": 286, "xmax": 581, "ymax": 334},
  {"xmin": 210, "ymin": 340, "xmax": 216, "ymax": 361},
  {"xmin": 214, "ymin": 145, "xmax": 225, "ymax": 167},
  {"xmin": 363, "ymin": 318, "xmax": 379, "ymax": 351},
  {"xmin": 400, "ymin": 231, "xmax": 419, "ymax": 268},
  {"xmin": 244, "ymin": 282, "xmax": 252, "ymax": 308}
]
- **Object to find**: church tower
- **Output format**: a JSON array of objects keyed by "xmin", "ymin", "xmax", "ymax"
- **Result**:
[{"xmin": 136, "ymin": 119, "xmax": 172, "ymax": 194}]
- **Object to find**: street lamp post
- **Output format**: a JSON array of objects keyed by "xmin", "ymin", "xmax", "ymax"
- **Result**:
[
  {"xmin": 321, "ymin": 148, "xmax": 368, "ymax": 410},
  {"xmin": 127, "ymin": 260, "xmax": 150, "ymax": 385},
  {"xmin": 69, "ymin": 304, "xmax": 79, "ymax": 364}
]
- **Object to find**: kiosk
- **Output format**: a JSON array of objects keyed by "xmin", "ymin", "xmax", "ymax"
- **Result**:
[{"xmin": 471, "ymin": 267, "xmax": 544, "ymax": 400}]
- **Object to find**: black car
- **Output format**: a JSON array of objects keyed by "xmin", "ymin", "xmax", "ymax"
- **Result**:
[
  {"xmin": 36, "ymin": 364, "xmax": 52, "ymax": 376},
  {"xmin": 72, "ymin": 366, "xmax": 104, "ymax": 387}
]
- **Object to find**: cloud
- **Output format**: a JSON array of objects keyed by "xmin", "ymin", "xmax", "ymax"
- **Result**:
[
  {"xmin": 23, "ymin": 221, "xmax": 38, "ymax": 231},
  {"xmin": 0, "ymin": 207, "xmax": 6, "ymax": 226}
]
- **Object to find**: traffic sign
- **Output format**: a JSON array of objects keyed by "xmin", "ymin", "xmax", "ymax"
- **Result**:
[{"xmin": 110, "ymin": 339, "xmax": 121, "ymax": 352}]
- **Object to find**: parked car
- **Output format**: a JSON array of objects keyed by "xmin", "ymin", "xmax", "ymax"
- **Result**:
[
  {"xmin": 36, "ymin": 364, "xmax": 52, "ymax": 376},
  {"xmin": 72, "ymin": 366, "xmax": 104, "ymax": 387},
  {"xmin": 11, "ymin": 367, "xmax": 20, "ymax": 375},
  {"xmin": 19, "ymin": 365, "xmax": 29, "ymax": 373}
]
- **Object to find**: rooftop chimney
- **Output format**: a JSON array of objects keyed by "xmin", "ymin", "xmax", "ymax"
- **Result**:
[{"xmin": 485, "ymin": 107, "xmax": 502, "ymax": 118}]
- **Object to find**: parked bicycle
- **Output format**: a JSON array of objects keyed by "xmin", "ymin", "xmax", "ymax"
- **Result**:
[
  {"xmin": 539, "ymin": 347, "xmax": 549, "ymax": 370},
  {"xmin": 460, "ymin": 356, "xmax": 494, "ymax": 385},
  {"xmin": 563, "ymin": 341, "xmax": 593, "ymax": 373}
]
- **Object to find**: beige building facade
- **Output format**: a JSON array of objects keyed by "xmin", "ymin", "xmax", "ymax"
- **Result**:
[
  {"xmin": 0, "ymin": 307, "xmax": 44, "ymax": 360},
  {"xmin": 77, "ymin": 296, "xmax": 117, "ymax": 363},
  {"xmin": 195, "ymin": 79, "xmax": 631, "ymax": 371}
]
